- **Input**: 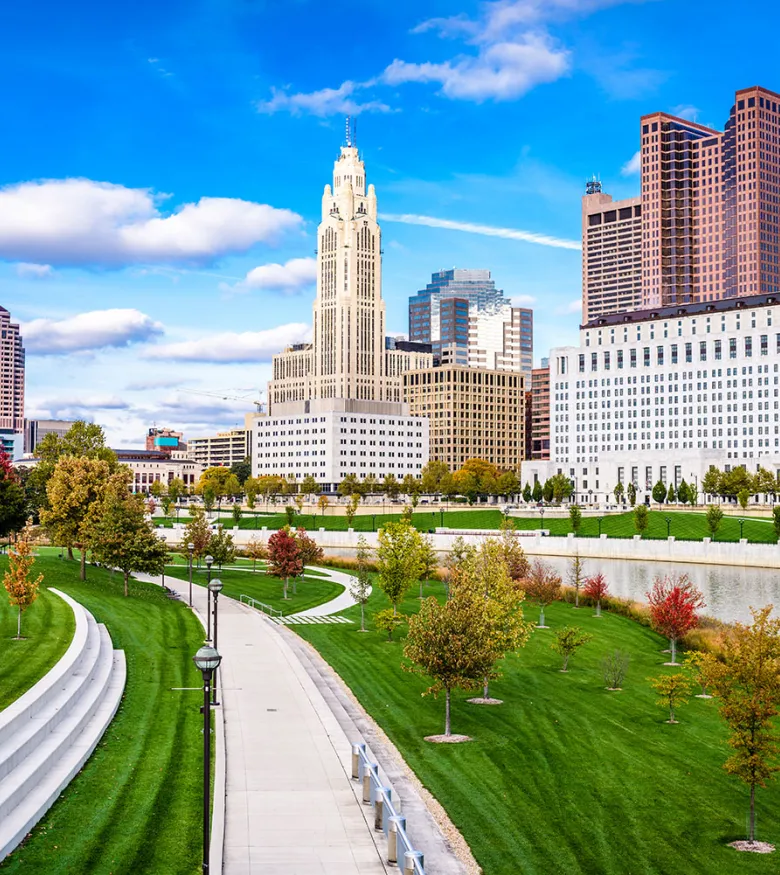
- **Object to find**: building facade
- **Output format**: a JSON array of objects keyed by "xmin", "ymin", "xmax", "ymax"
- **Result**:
[
  {"xmin": 522, "ymin": 292, "xmax": 780, "ymax": 504},
  {"xmin": 403, "ymin": 366, "xmax": 524, "ymax": 472},
  {"xmin": 0, "ymin": 306, "xmax": 24, "ymax": 439},
  {"xmin": 581, "ymin": 182, "xmax": 642, "ymax": 323},
  {"xmin": 114, "ymin": 449, "xmax": 203, "ymax": 494},
  {"xmin": 146, "ymin": 428, "xmax": 185, "ymax": 455},
  {"xmin": 408, "ymin": 269, "xmax": 533, "ymax": 382},
  {"xmin": 23, "ymin": 419, "xmax": 77, "ymax": 455},
  {"xmin": 188, "ymin": 416, "xmax": 255, "ymax": 468},
  {"xmin": 530, "ymin": 365, "xmax": 551, "ymax": 460}
]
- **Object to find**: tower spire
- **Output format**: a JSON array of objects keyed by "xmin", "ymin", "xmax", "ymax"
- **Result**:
[{"xmin": 345, "ymin": 115, "xmax": 352, "ymax": 148}]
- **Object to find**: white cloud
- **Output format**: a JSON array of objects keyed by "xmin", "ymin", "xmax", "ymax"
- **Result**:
[
  {"xmin": 16, "ymin": 262, "xmax": 54, "ymax": 279},
  {"xmin": 380, "ymin": 212, "xmax": 580, "ymax": 250},
  {"xmin": 555, "ymin": 298, "xmax": 582, "ymax": 315},
  {"xmin": 23, "ymin": 308, "xmax": 164, "ymax": 354},
  {"xmin": 147, "ymin": 323, "xmax": 311, "ymax": 363},
  {"xmin": 225, "ymin": 257, "xmax": 317, "ymax": 295},
  {"xmin": 257, "ymin": 82, "xmax": 390, "ymax": 117},
  {"xmin": 621, "ymin": 151, "xmax": 641, "ymax": 176},
  {"xmin": 0, "ymin": 178, "xmax": 302, "ymax": 268},
  {"xmin": 511, "ymin": 294, "xmax": 536, "ymax": 306},
  {"xmin": 672, "ymin": 104, "xmax": 700, "ymax": 122},
  {"xmin": 30, "ymin": 394, "xmax": 131, "ymax": 420}
]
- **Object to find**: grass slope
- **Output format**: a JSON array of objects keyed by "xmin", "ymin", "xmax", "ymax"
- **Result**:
[
  {"xmin": 164, "ymin": 565, "xmax": 343, "ymax": 615},
  {"xmin": 157, "ymin": 509, "xmax": 779, "ymax": 543},
  {"xmin": 295, "ymin": 580, "xmax": 780, "ymax": 875},
  {"xmin": 0, "ymin": 585, "xmax": 75, "ymax": 711},
  {"xmin": 0, "ymin": 557, "xmax": 207, "ymax": 875}
]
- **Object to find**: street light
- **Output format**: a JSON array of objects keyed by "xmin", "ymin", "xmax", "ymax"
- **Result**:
[
  {"xmin": 539, "ymin": 505, "xmax": 545, "ymax": 531},
  {"xmin": 193, "ymin": 645, "xmax": 222, "ymax": 875},
  {"xmin": 208, "ymin": 579, "xmax": 224, "ymax": 705},
  {"xmin": 440, "ymin": 508, "xmax": 444, "ymax": 528},
  {"xmin": 205, "ymin": 555, "xmax": 214, "ymax": 642},
  {"xmin": 739, "ymin": 517, "xmax": 746, "ymax": 540},
  {"xmin": 597, "ymin": 516, "xmax": 604, "ymax": 536},
  {"xmin": 372, "ymin": 514, "xmax": 376, "ymax": 532},
  {"xmin": 187, "ymin": 542, "xmax": 195, "ymax": 608},
  {"xmin": 665, "ymin": 516, "xmax": 672, "ymax": 537}
]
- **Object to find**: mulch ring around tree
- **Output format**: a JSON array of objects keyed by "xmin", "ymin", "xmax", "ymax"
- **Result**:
[
  {"xmin": 424, "ymin": 734, "xmax": 472, "ymax": 744},
  {"xmin": 466, "ymin": 697, "xmax": 503, "ymax": 705},
  {"xmin": 728, "ymin": 840, "xmax": 775, "ymax": 854}
]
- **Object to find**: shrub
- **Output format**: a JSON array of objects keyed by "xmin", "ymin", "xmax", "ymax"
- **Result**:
[
  {"xmin": 375, "ymin": 608, "xmax": 404, "ymax": 642},
  {"xmin": 602, "ymin": 651, "xmax": 630, "ymax": 690}
]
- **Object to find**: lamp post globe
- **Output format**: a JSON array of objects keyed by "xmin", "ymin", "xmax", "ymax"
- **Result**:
[{"xmin": 193, "ymin": 645, "xmax": 221, "ymax": 873}]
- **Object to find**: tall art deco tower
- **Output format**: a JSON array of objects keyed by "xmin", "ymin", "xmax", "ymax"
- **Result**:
[{"xmin": 268, "ymin": 122, "xmax": 431, "ymax": 415}]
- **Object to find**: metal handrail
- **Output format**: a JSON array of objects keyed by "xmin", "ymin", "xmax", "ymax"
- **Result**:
[
  {"xmin": 238, "ymin": 595, "xmax": 282, "ymax": 618},
  {"xmin": 352, "ymin": 742, "xmax": 425, "ymax": 875}
]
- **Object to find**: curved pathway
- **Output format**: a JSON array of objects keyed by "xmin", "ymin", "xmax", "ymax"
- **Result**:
[{"xmin": 275, "ymin": 566, "xmax": 371, "ymax": 625}]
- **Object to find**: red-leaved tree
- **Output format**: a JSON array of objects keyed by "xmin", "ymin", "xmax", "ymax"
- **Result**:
[
  {"xmin": 267, "ymin": 527, "xmax": 302, "ymax": 600},
  {"xmin": 583, "ymin": 573, "xmax": 609, "ymax": 617},
  {"xmin": 646, "ymin": 574, "xmax": 705, "ymax": 665},
  {"xmin": 295, "ymin": 528, "xmax": 324, "ymax": 595}
]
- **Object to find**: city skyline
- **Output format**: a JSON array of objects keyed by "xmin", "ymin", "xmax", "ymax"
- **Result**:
[{"xmin": 2, "ymin": 0, "xmax": 780, "ymax": 445}]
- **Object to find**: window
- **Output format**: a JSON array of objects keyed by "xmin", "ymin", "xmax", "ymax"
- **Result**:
[
  {"xmin": 745, "ymin": 337, "xmax": 753, "ymax": 358},
  {"xmin": 643, "ymin": 347, "xmax": 650, "ymax": 367},
  {"xmin": 630, "ymin": 349, "xmax": 637, "ymax": 368},
  {"xmin": 700, "ymin": 341, "xmax": 707, "ymax": 362},
  {"xmin": 671, "ymin": 344, "xmax": 678, "ymax": 365},
  {"xmin": 685, "ymin": 343, "xmax": 692, "ymax": 363},
  {"xmin": 657, "ymin": 346, "xmax": 664, "ymax": 366}
]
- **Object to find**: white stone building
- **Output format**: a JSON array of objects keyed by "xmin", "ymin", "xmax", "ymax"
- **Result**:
[{"xmin": 522, "ymin": 293, "xmax": 780, "ymax": 504}]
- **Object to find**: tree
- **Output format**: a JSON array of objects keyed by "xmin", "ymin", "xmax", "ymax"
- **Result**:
[
  {"xmin": 702, "ymin": 465, "xmax": 722, "ymax": 498},
  {"xmin": 568, "ymin": 554, "xmax": 585, "ymax": 608},
  {"xmin": 338, "ymin": 474, "xmax": 361, "ymax": 497},
  {"xmin": 613, "ymin": 481, "xmax": 625, "ymax": 504},
  {"xmin": 706, "ymin": 504, "xmax": 724, "ymax": 540},
  {"xmin": 90, "ymin": 492, "xmax": 168, "ymax": 597},
  {"xmin": 416, "ymin": 535, "xmax": 437, "ymax": 599},
  {"xmin": 677, "ymin": 479, "xmax": 690, "ymax": 506},
  {"xmin": 317, "ymin": 494, "xmax": 330, "ymax": 517},
  {"xmin": 402, "ymin": 474, "xmax": 422, "ymax": 507},
  {"xmin": 350, "ymin": 536, "xmax": 372, "ymax": 632},
  {"xmin": 41, "ymin": 457, "xmax": 125, "ymax": 580},
  {"xmin": 497, "ymin": 470, "xmax": 520, "ymax": 500},
  {"xmin": 375, "ymin": 608, "xmax": 403, "ymax": 642},
  {"xmin": 626, "ymin": 482, "xmax": 637, "ymax": 507},
  {"xmin": 652, "ymin": 480, "xmax": 667, "ymax": 505},
  {"xmin": 684, "ymin": 650, "xmax": 717, "ymax": 699},
  {"xmin": 284, "ymin": 505, "xmax": 296, "ymax": 526},
  {"xmin": 548, "ymin": 472, "xmax": 573, "ymax": 503},
  {"xmin": 403, "ymin": 586, "xmax": 495, "ymax": 738},
  {"xmin": 229, "ymin": 458, "xmax": 251, "ymax": 486},
  {"xmin": 146, "ymin": 497, "xmax": 157, "ymax": 516},
  {"xmin": 738, "ymin": 488, "xmax": 750, "ymax": 511},
  {"xmin": 207, "ymin": 525, "xmax": 236, "ymax": 570},
  {"xmin": 149, "ymin": 480, "xmax": 165, "ymax": 499},
  {"xmin": 525, "ymin": 559, "xmax": 561, "ymax": 628},
  {"xmin": 183, "ymin": 507, "xmax": 211, "ymax": 566},
  {"xmin": 602, "ymin": 651, "xmax": 629, "ymax": 690},
  {"xmin": 499, "ymin": 522, "xmax": 529, "ymax": 582},
  {"xmin": 568, "ymin": 504, "xmax": 582, "ymax": 536},
  {"xmin": 294, "ymin": 494, "xmax": 305, "ymax": 515},
  {"xmin": 3, "ymin": 519, "xmax": 43, "ymax": 638},
  {"xmin": 532, "ymin": 480, "xmax": 543, "ymax": 503},
  {"xmin": 202, "ymin": 486, "xmax": 216, "ymax": 515},
  {"xmin": 773, "ymin": 505, "xmax": 780, "ymax": 541},
  {"xmin": 231, "ymin": 503, "xmax": 242, "ymax": 527},
  {"xmin": 382, "ymin": 474, "xmax": 400, "ymax": 499},
  {"xmin": 362, "ymin": 474, "xmax": 378, "ymax": 496},
  {"xmin": 421, "ymin": 460, "xmax": 449, "ymax": 495},
  {"xmin": 552, "ymin": 627, "xmax": 592, "ymax": 672},
  {"xmin": 376, "ymin": 521, "xmax": 424, "ymax": 615},
  {"xmin": 197, "ymin": 467, "xmax": 240, "ymax": 500},
  {"xmin": 245, "ymin": 535, "xmax": 266, "ymax": 572},
  {"xmin": 244, "ymin": 478, "xmax": 258, "ymax": 510},
  {"xmin": 345, "ymin": 493, "xmax": 360, "ymax": 527},
  {"xmin": 542, "ymin": 479, "xmax": 554, "ymax": 503},
  {"xmin": 0, "ymin": 451, "xmax": 26, "ymax": 538},
  {"xmin": 444, "ymin": 536, "xmax": 475, "ymax": 597},
  {"xmin": 583, "ymin": 572, "xmax": 609, "ymax": 617},
  {"xmin": 666, "ymin": 483, "xmax": 677, "ymax": 504},
  {"xmin": 722, "ymin": 466, "xmax": 754, "ymax": 500},
  {"xmin": 439, "ymin": 472, "xmax": 458, "ymax": 501},
  {"xmin": 633, "ymin": 504, "xmax": 649, "ymax": 538},
  {"xmin": 267, "ymin": 528, "xmax": 302, "ymax": 599},
  {"xmin": 522, "ymin": 482, "xmax": 532, "ymax": 504},
  {"xmin": 649, "ymin": 673, "xmax": 691, "ymax": 724},
  {"xmin": 646, "ymin": 574, "xmax": 705, "ymax": 665},
  {"xmin": 301, "ymin": 475, "xmax": 319, "ymax": 499},
  {"xmin": 296, "ymin": 528, "xmax": 324, "ymax": 595},
  {"xmin": 705, "ymin": 606, "xmax": 780, "ymax": 844},
  {"xmin": 754, "ymin": 466, "xmax": 777, "ymax": 500},
  {"xmin": 161, "ymin": 495, "xmax": 173, "ymax": 517}
]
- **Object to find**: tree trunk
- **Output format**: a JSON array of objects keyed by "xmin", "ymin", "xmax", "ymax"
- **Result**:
[
  {"xmin": 445, "ymin": 689, "xmax": 451, "ymax": 737},
  {"xmin": 595, "ymin": 600, "xmax": 602, "ymax": 617},
  {"xmin": 293, "ymin": 576, "xmax": 297, "ymax": 595},
  {"xmin": 124, "ymin": 572, "xmax": 129, "ymax": 597},
  {"xmin": 67, "ymin": 546, "xmax": 74, "ymax": 561},
  {"xmin": 670, "ymin": 637, "xmax": 677, "ymax": 664},
  {"xmin": 669, "ymin": 702, "xmax": 675, "ymax": 722},
  {"xmin": 575, "ymin": 588, "xmax": 579, "ymax": 608},
  {"xmin": 284, "ymin": 577, "xmax": 289, "ymax": 599},
  {"xmin": 80, "ymin": 548, "xmax": 87, "ymax": 581},
  {"xmin": 750, "ymin": 783, "xmax": 756, "ymax": 842},
  {"xmin": 562, "ymin": 655, "xmax": 570, "ymax": 672},
  {"xmin": 360, "ymin": 603, "xmax": 365, "ymax": 632},
  {"xmin": 17, "ymin": 607, "xmax": 22, "ymax": 639},
  {"xmin": 539, "ymin": 605, "xmax": 545, "ymax": 627},
  {"xmin": 483, "ymin": 677, "xmax": 489, "ymax": 699}
]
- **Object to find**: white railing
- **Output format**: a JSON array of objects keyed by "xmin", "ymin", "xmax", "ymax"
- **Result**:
[
  {"xmin": 351, "ymin": 742, "xmax": 425, "ymax": 875},
  {"xmin": 238, "ymin": 595, "xmax": 282, "ymax": 618}
]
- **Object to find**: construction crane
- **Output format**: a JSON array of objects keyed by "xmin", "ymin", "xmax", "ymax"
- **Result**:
[{"xmin": 179, "ymin": 388, "xmax": 265, "ymax": 413}]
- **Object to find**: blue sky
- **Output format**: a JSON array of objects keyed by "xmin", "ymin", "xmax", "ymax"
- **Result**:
[{"xmin": 2, "ymin": 0, "xmax": 777, "ymax": 446}]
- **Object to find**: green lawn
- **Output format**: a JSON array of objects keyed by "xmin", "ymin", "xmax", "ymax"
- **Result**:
[
  {"xmin": 294, "ymin": 581, "xmax": 780, "ymax": 875},
  {"xmin": 164, "ymin": 565, "xmax": 344, "ymax": 615},
  {"xmin": 155, "ymin": 508, "xmax": 778, "ymax": 543},
  {"xmin": 0, "ymin": 556, "xmax": 207, "ymax": 875},
  {"xmin": 0, "ymin": 586, "xmax": 75, "ymax": 711}
]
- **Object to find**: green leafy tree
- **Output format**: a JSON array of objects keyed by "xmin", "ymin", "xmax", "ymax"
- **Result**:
[
  {"xmin": 633, "ymin": 504, "xmax": 649, "ymax": 538},
  {"xmin": 0, "ymin": 452, "xmax": 26, "ymax": 538},
  {"xmin": 542, "ymin": 479, "xmax": 554, "ymax": 503},
  {"xmin": 375, "ymin": 608, "xmax": 403, "ymax": 642},
  {"xmin": 453, "ymin": 470, "xmax": 480, "ymax": 504},
  {"xmin": 202, "ymin": 486, "xmax": 216, "ymax": 515},
  {"xmin": 773, "ymin": 505, "xmax": 780, "ymax": 541},
  {"xmin": 161, "ymin": 495, "xmax": 173, "ymax": 516},
  {"xmin": 229, "ymin": 458, "xmax": 251, "ymax": 486},
  {"xmin": 626, "ymin": 481, "xmax": 637, "ymax": 507},
  {"xmin": 207, "ymin": 525, "xmax": 236, "ymax": 570},
  {"xmin": 497, "ymin": 470, "xmax": 520, "ymax": 500},
  {"xmin": 649, "ymin": 673, "xmax": 692, "ymax": 724},
  {"xmin": 444, "ymin": 536, "xmax": 475, "ymax": 597},
  {"xmin": 402, "ymin": 474, "xmax": 422, "ymax": 507},
  {"xmin": 345, "ymin": 493, "xmax": 360, "ymax": 527},
  {"xmin": 552, "ymin": 626, "xmax": 592, "ymax": 672},
  {"xmin": 706, "ymin": 504, "xmax": 724, "ymax": 540},
  {"xmin": 702, "ymin": 466, "xmax": 722, "ymax": 498},
  {"xmin": 231, "ymin": 503, "xmax": 242, "ymax": 527},
  {"xmin": 301, "ymin": 475, "xmax": 319, "ymax": 499},
  {"xmin": 439, "ymin": 472, "xmax": 457, "ymax": 500},
  {"xmin": 677, "ymin": 479, "xmax": 690, "ymax": 506},
  {"xmin": 382, "ymin": 474, "xmax": 400, "ymax": 499},
  {"xmin": 338, "ymin": 474, "xmax": 361, "ymax": 497},
  {"xmin": 350, "ymin": 535, "xmax": 372, "ymax": 632},
  {"xmin": 522, "ymin": 482, "xmax": 533, "ymax": 503},
  {"xmin": 90, "ymin": 491, "xmax": 168, "ymax": 596},
  {"xmin": 197, "ymin": 467, "xmax": 241, "ymax": 500},
  {"xmin": 416, "ymin": 535, "xmax": 437, "ymax": 599},
  {"xmin": 362, "ymin": 474, "xmax": 378, "ymax": 496},
  {"xmin": 3, "ymin": 519, "xmax": 43, "ymax": 638},
  {"xmin": 722, "ymin": 466, "xmax": 754, "ymax": 500},
  {"xmin": 376, "ymin": 521, "xmax": 424, "ymax": 615},
  {"xmin": 652, "ymin": 480, "xmax": 667, "ymax": 505},
  {"xmin": 532, "ymin": 481, "xmax": 543, "ymax": 503},
  {"xmin": 666, "ymin": 483, "xmax": 677, "ymax": 504},
  {"xmin": 613, "ymin": 481, "xmax": 625, "ymax": 504},
  {"xmin": 738, "ymin": 488, "xmax": 750, "ymax": 511},
  {"xmin": 183, "ymin": 507, "xmax": 211, "ymax": 566},
  {"xmin": 421, "ymin": 460, "xmax": 449, "ymax": 495},
  {"xmin": 549, "ymin": 472, "xmax": 573, "ymax": 503},
  {"xmin": 284, "ymin": 505, "xmax": 296, "ymax": 526},
  {"xmin": 149, "ymin": 480, "xmax": 164, "ymax": 499},
  {"xmin": 705, "ymin": 606, "xmax": 780, "ymax": 844},
  {"xmin": 568, "ymin": 504, "xmax": 582, "ymax": 535},
  {"xmin": 244, "ymin": 478, "xmax": 258, "ymax": 510},
  {"xmin": 754, "ymin": 466, "xmax": 777, "ymax": 499}
]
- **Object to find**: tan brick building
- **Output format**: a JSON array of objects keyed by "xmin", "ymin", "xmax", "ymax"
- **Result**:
[
  {"xmin": 530, "ymin": 365, "xmax": 550, "ymax": 460},
  {"xmin": 403, "ymin": 366, "xmax": 524, "ymax": 472}
]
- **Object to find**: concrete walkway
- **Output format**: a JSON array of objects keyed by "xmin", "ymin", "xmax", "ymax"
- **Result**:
[
  {"xmin": 290, "ymin": 566, "xmax": 369, "ymax": 618},
  {"xmin": 141, "ymin": 572, "xmax": 387, "ymax": 875}
]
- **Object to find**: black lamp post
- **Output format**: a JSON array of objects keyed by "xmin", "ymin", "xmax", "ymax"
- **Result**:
[
  {"xmin": 193, "ymin": 645, "xmax": 222, "ymax": 875},
  {"xmin": 208, "ymin": 579, "xmax": 224, "ymax": 705},
  {"xmin": 205, "ymin": 555, "xmax": 214, "ymax": 641},
  {"xmin": 188, "ymin": 542, "xmax": 195, "ymax": 607},
  {"xmin": 372, "ymin": 514, "xmax": 376, "ymax": 532},
  {"xmin": 597, "ymin": 516, "xmax": 604, "ymax": 536},
  {"xmin": 539, "ymin": 505, "xmax": 545, "ymax": 531},
  {"xmin": 665, "ymin": 516, "xmax": 672, "ymax": 537},
  {"xmin": 739, "ymin": 517, "xmax": 745, "ymax": 540},
  {"xmin": 440, "ymin": 508, "xmax": 444, "ymax": 528}
]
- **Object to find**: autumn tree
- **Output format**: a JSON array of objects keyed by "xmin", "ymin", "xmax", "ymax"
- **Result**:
[
  {"xmin": 376, "ymin": 521, "xmax": 424, "ymax": 614},
  {"xmin": 3, "ymin": 519, "xmax": 43, "ymax": 638},
  {"xmin": 706, "ymin": 607, "xmax": 780, "ymax": 845},
  {"xmin": 552, "ymin": 626, "xmax": 592, "ymax": 672},
  {"xmin": 421, "ymin": 460, "xmax": 450, "ymax": 495},
  {"xmin": 583, "ymin": 572, "xmax": 609, "ymax": 617},
  {"xmin": 650, "ymin": 673, "xmax": 691, "ymax": 724},
  {"xmin": 90, "ymin": 491, "xmax": 168, "ymax": 596},
  {"xmin": 568, "ymin": 554, "xmax": 585, "ymax": 608},
  {"xmin": 685, "ymin": 650, "xmax": 717, "ymax": 699},
  {"xmin": 646, "ymin": 574, "xmax": 705, "ymax": 665},
  {"xmin": 0, "ymin": 450, "xmax": 26, "ymax": 539},
  {"xmin": 375, "ymin": 608, "xmax": 402, "ymax": 642},
  {"xmin": 525, "ymin": 559, "xmax": 561, "ymax": 628},
  {"xmin": 499, "ymin": 522, "xmax": 529, "ymax": 582},
  {"xmin": 350, "ymin": 535, "xmax": 372, "ymax": 632},
  {"xmin": 416, "ymin": 535, "xmax": 437, "ymax": 599},
  {"xmin": 568, "ymin": 504, "xmax": 582, "ymax": 536},
  {"xmin": 267, "ymin": 527, "xmax": 302, "ymax": 599},
  {"xmin": 633, "ymin": 503, "xmax": 649, "ymax": 537},
  {"xmin": 295, "ymin": 528, "xmax": 324, "ymax": 594},
  {"xmin": 207, "ymin": 525, "xmax": 236, "ymax": 570},
  {"xmin": 602, "ymin": 651, "xmax": 629, "ymax": 690},
  {"xmin": 245, "ymin": 535, "xmax": 266, "ymax": 571},
  {"xmin": 345, "ymin": 493, "xmax": 360, "ymax": 527},
  {"xmin": 196, "ymin": 467, "xmax": 240, "ymax": 501},
  {"xmin": 443, "ymin": 536, "xmax": 475, "ymax": 598},
  {"xmin": 317, "ymin": 494, "xmax": 330, "ymax": 517},
  {"xmin": 403, "ymin": 585, "xmax": 495, "ymax": 738},
  {"xmin": 183, "ymin": 507, "xmax": 211, "ymax": 567}
]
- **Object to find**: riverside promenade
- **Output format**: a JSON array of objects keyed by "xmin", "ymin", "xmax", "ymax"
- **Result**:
[{"xmin": 155, "ymin": 573, "xmax": 387, "ymax": 875}]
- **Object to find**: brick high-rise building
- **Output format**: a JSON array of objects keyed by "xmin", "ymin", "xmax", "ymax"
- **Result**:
[
  {"xmin": 530, "ymin": 364, "xmax": 550, "ymax": 460},
  {"xmin": 0, "ymin": 307, "xmax": 25, "ymax": 450}
]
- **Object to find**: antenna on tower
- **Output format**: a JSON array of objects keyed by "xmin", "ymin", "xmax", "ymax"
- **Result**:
[
  {"xmin": 345, "ymin": 115, "xmax": 352, "ymax": 147},
  {"xmin": 586, "ymin": 175, "xmax": 602, "ymax": 195}
]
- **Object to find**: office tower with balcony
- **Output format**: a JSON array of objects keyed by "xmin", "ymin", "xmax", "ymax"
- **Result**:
[{"xmin": 0, "ymin": 306, "xmax": 25, "ymax": 457}]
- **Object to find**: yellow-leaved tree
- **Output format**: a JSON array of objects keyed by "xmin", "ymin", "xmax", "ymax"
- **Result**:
[{"xmin": 4, "ymin": 520, "xmax": 43, "ymax": 639}]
